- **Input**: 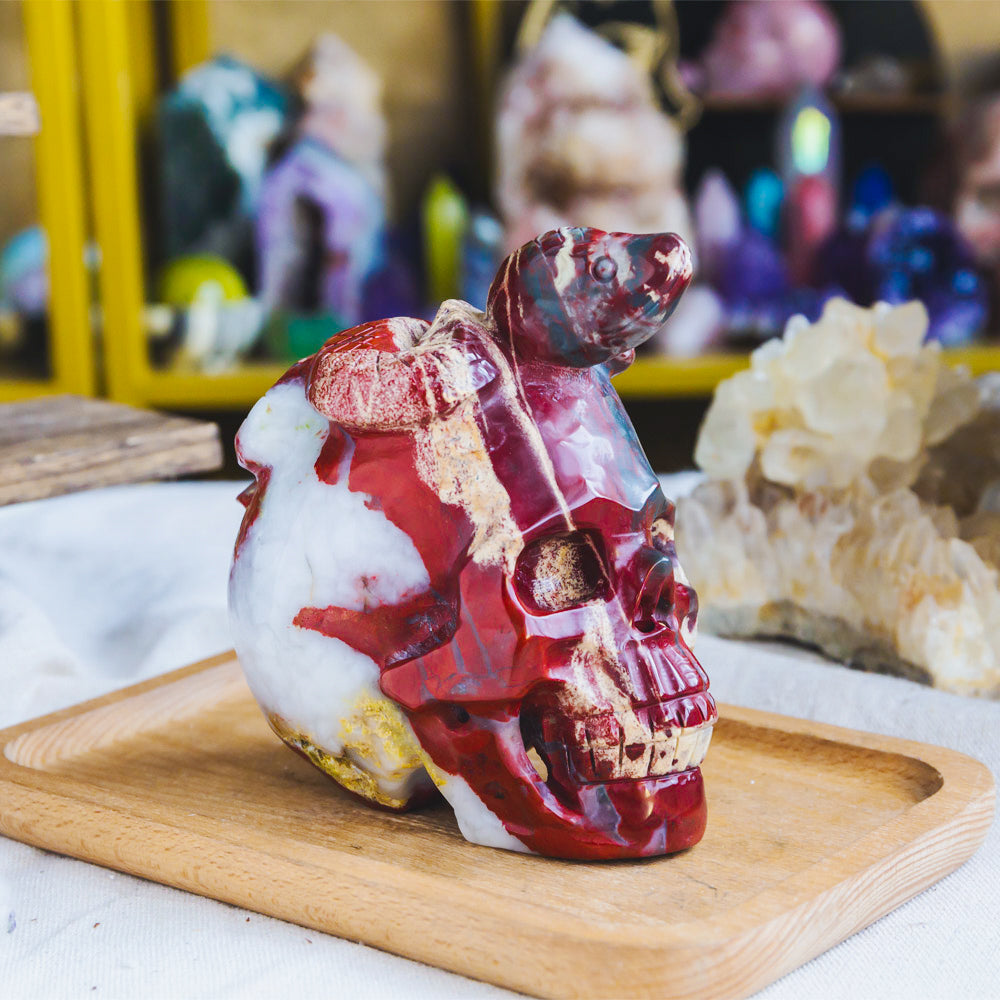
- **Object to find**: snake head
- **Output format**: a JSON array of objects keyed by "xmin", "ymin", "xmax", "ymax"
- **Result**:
[{"xmin": 487, "ymin": 227, "xmax": 693, "ymax": 368}]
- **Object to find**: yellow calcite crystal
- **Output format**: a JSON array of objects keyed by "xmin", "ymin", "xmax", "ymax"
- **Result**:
[{"xmin": 677, "ymin": 299, "xmax": 1000, "ymax": 696}]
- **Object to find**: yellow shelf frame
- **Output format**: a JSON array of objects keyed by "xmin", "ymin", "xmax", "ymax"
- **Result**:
[
  {"xmin": 939, "ymin": 344, "xmax": 1000, "ymax": 377},
  {"xmin": 82, "ymin": 343, "xmax": 1000, "ymax": 411},
  {"xmin": 128, "ymin": 364, "xmax": 289, "ymax": 410},
  {"xmin": 613, "ymin": 345, "xmax": 1000, "ymax": 398},
  {"xmin": 78, "ymin": 0, "xmax": 149, "ymax": 407},
  {"xmin": 168, "ymin": 0, "xmax": 211, "ymax": 79},
  {"xmin": 614, "ymin": 354, "xmax": 751, "ymax": 398},
  {"xmin": 0, "ymin": 0, "xmax": 96, "ymax": 402}
]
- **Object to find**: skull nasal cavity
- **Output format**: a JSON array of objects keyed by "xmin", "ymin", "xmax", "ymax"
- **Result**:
[
  {"xmin": 633, "ymin": 556, "xmax": 673, "ymax": 633},
  {"xmin": 513, "ymin": 531, "xmax": 611, "ymax": 614}
]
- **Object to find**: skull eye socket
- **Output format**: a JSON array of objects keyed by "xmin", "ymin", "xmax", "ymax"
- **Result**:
[
  {"xmin": 650, "ymin": 516, "xmax": 674, "ymax": 553},
  {"xmin": 591, "ymin": 256, "xmax": 617, "ymax": 282},
  {"xmin": 514, "ymin": 530, "xmax": 611, "ymax": 614}
]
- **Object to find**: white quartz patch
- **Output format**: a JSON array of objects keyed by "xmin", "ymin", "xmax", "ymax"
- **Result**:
[
  {"xmin": 229, "ymin": 380, "xmax": 430, "ymax": 781},
  {"xmin": 429, "ymin": 766, "xmax": 530, "ymax": 854},
  {"xmin": 552, "ymin": 231, "xmax": 576, "ymax": 293}
]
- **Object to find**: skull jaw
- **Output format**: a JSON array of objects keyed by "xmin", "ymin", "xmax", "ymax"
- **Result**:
[
  {"xmin": 406, "ymin": 709, "xmax": 709, "ymax": 860},
  {"xmin": 517, "ymin": 769, "xmax": 709, "ymax": 860}
]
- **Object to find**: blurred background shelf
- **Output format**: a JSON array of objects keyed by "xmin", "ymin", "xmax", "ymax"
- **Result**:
[
  {"xmin": 77, "ymin": 0, "xmax": 998, "ymax": 414},
  {"xmin": 698, "ymin": 93, "xmax": 950, "ymax": 114},
  {"xmin": 617, "ymin": 343, "xmax": 1000, "ymax": 398}
]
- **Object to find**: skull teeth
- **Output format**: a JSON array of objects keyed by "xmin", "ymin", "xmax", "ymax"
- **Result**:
[
  {"xmin": 533, "ymin": 691, "xmax": 716, "ymax": 785},
  {"xmin": 540, "ymin": 721, "xmax": 713, "ymax": 785}
]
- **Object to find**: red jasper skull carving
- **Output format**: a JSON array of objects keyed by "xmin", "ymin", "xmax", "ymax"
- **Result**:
[{"xmin": 231, "ymin": 227, "xmax": 716, "ymax": 860}]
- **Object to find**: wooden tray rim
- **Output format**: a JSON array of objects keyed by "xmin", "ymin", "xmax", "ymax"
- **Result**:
[{"xmin": 0, "ymin": 653, "xmax": 994, "ymax": 997}]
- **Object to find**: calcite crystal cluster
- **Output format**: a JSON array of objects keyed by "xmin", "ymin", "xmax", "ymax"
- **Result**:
[{"xmin": 677, "ymin": 299, "xmax": 1000, "ymax": 696}]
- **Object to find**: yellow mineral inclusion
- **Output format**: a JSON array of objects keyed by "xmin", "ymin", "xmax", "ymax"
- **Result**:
[
  {"xmin": 417, "ymin": 751, "xmax": 451, "ymax": 790},
  {"xmin": 269, "ymin": 695, "xmax": 427, "ymax": 810}
]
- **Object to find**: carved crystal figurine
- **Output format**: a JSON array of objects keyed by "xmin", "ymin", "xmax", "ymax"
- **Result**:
[{"xmin": 230, "ymin": 228, "xmax": 715, "ymax": 859}]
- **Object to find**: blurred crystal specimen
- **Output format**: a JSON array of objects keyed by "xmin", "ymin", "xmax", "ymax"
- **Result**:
[
  {"xmin": 954, "ymin": 97, "xmax": 1000, "ymax": 275},
  {"xmin": 868, "ymin": 208, "xmax": 988, "ymax": 346},
  {"xmin": 159, "ymin": 56, "xmax": 289, "ymax": 260},
  {"xmin": 257, "ymin": 36, "xmax": 387, "ymax": 331},
  {"xmin": 676, "ymin": 298, "xmax": 1000, "ymax": 696},
  {"xmin": 257, "ymin": 139, "xmax": 385, "ymax": 327},
  {"xmin": 696, "ymin": 0, "xmax": 841, "ymax": 99},
  {"xmin": 292, "ymin": 34, "xmax": 388, "ymax": 204},
  {"xmin": 495, "ymin": 14, "xmax": 692, "ymax": 254}
]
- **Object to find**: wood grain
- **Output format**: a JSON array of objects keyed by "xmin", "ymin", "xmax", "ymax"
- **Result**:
[
  {"xmin": 0, "ymin": 653, "xmax": 993, "ymax": 1000},
  {"xmin": 0, "ymin": 394, "xmax": 222, "ymax": 504}
]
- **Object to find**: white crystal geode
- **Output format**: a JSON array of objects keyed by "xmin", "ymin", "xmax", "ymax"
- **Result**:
[{"xmin": 676, "ymin": 298, "xmax": 1000, "ymax": 696}]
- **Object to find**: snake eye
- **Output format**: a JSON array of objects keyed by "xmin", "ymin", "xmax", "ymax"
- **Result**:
[{"xmin": 591, "ymin": 256, "xmax": 617, "ymax": 282}]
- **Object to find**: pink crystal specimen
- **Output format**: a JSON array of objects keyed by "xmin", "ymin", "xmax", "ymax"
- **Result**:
[{"xmin": 700, "ymin": 0, "xmax": 841, "ymax": 99}]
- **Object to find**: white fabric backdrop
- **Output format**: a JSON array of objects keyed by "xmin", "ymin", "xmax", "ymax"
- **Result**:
[{"xmin": 0, "ymin": 480, "xmax": 997, "ymax": 999}]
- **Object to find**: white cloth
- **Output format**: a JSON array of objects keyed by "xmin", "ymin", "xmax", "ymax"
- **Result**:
[{"xmin": 0, "ymin": 481, "xmax": 997, "ymax": 999}]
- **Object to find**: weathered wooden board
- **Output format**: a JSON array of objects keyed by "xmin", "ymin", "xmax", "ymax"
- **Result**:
[
  {"xmin": 0, "ymin": 653, "xmax": 993, "ymax": 999},
  {"xmin": 0, "ymin": 394, "xmax": 222, "ymax": 504}
]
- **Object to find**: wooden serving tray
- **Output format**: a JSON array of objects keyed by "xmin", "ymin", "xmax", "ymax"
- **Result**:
[{"xmin": 0, "ymin": 653, "xmax": 993, "ymax": 999}]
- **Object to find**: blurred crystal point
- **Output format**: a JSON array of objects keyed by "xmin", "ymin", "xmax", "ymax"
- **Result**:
[
  {"xmin": 462, "ymin": 211, "xmax": 504, "ymax": 311},
  {"xmin": 745, "ymin": 169, "xmax": 784, "ymax": 238},
  {"xmin": 695, "ymin": 169, "xmax": 742, "ymax": 284},
  {"xmin": 654, "ymin": 284, "xmax": 726, "ymax": 357},
  {"xmin": 294, "ymin": 34, "xmax": 387, "ymax": 201}
]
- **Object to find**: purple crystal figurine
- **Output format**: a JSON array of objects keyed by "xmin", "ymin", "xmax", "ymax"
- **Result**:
[
  {"xmin": 257, "ymin": 138, "xmax": 384, "ymax": 324},
  {"xmin": 256, "ymin": 36, "xmax": 388, "ymax": 327}
]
